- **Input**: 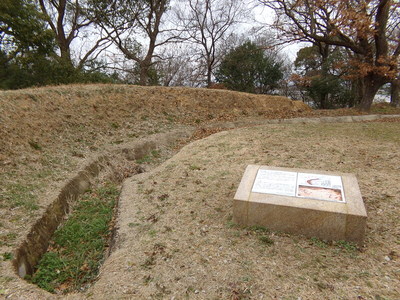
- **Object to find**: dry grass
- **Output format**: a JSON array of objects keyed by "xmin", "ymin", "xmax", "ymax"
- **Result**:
[
  {"xmin": 85, "ymin": 122, "xmax": 400, "ymax": 300},
  {"xmin": 0, "ymin": 84, "xmax": 399, "ymax": 299}
]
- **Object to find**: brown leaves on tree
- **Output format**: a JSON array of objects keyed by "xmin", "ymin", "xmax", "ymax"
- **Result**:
[{"xmin": 263, "ymin": 0, "xmax": 400, "ymax": 111}]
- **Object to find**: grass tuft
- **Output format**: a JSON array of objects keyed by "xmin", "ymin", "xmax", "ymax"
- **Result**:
[
  {"xmin": 246, "ymin": 225, "xmax": 274, "ymax": 246},
  {"xmin": 136, "ymin": 150, "xmax": 161, "ymax": 164},
  {"xmin": 2, "ymin": 252, "xmax": 12, "ymax": 260},
  {"xmin": 189, "ymin": 164, "xmax": 201, "ymax": 171},
  {"xmin": 310, "ymin": 237, "xmax": 329, "ymax": 248},
  {"xmin": 258, "ymin": 236, "xmax": 274, "ymax": 245},
  {"xmin": 335, "ymin": 240, "xmax": 358, "ymax": 252},
  {"xmin": 28, "ymin": 140, "xmax": 42, "ymax": 150},
  {"xmin": 247, "ymin": 225, "xmax": 270, "ymax": 234}
]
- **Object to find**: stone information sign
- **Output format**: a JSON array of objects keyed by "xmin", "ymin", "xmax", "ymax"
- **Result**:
[{"xmin": 234, "ymin": 165, "xmax": 367, "ymax": 245}]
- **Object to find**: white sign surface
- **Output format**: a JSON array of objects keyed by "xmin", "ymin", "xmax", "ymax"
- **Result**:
[
  {"xmin": 252, "ymin": 169, "xmax": 345, "ymax": 202},
  {"xmin": 252, "ymin": 170, "xmax": 297, "ymax": 197}
]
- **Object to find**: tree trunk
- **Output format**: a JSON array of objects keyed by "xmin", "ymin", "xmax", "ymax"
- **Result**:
[
  {"xmin": 358, "ymin": 76, "xmax": 382, "ymax": 112},
  {"xmin": 206, "ymin": 64, "xmax": 212, "ymax": 87},
  {"xmin": 319, "ymin": 92, "xmax": 329, "ymax": 109},
  {"xmin": 319, "ymin": 44, "xmax": 330, "ymax": 109},
  {"xmin": 347, "ymin": 80, "xmax": 357, "ymax": 108},
  {"xmin": 390, "ymin": 79, "xmax": 399, "ymax": 107},
  {"xmin": 139, "ymin": 35, "xmax": 157, "ymax": 86},
  {"xmin": 58, "ymin": 43, "xmax": 74, "ymax": 68},
  {"xmin": 354, "ymin": 78, "xmax": 364, "ymax": 107},
  {"xmin": 138, "ymin": 56, "xmax": 153, "ymax": 86},
  {"xmin": 139, "ymin": 64, "xmax": 149, "ymax": 86}
]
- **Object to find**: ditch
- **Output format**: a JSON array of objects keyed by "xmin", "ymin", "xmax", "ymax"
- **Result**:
[{"xmin": 11, "ymin": 129, "xmax": 192, "ymax": 294}]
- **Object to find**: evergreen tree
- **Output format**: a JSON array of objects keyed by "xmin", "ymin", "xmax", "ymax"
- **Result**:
[
  {"xmin": 293, "ymin": 45, "xmax": 356, "ymax": 108},
  {"xmin": 216, "ymin": 41, "xmax": 283, "ymax": 94},
  {"xmin": 0, "ymin": 0, "xmax": 57, "ymax": 88},
  {"xmin": 0, "ymin": 0, "xmax": 118, "ymax": 89}
]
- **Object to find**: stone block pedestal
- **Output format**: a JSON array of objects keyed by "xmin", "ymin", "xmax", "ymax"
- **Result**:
[{"xmin": 234, "ymin": 165, "xmax": 367, "ymax": 245}]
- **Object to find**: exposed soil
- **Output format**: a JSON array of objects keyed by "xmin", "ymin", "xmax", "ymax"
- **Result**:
[{"xmin": 0, "ymin": 84, "xmax": 399, "ymax": 299}]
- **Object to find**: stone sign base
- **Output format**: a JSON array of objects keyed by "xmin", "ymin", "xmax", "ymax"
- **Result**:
[{"xmin": 234, "ymin": 165, "xmax": 367, "ymax": 245}]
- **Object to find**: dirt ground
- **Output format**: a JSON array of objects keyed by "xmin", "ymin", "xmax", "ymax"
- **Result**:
[{"xmin": 0, "ymin": 84, "xmax": 399, "ymax": 299}]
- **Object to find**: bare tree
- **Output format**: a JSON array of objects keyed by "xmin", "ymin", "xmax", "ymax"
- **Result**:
[
  {"xmin": 153, "ymin": 44, "xmax": 198, "ymax": 86},
  {"xmin": 37, "ymin": 0, "xmax": 112, "ymax": 69},
  {"xmin": 177, "ymin": 0, "xmax": 247, "ymax": 87},
  {"xmin": 96, "ymin": 0, "xmax": 182, "ymax": 85},
  {"xmin": 260, "ymin": 0, "xmax": 400, "ymax": 111}
]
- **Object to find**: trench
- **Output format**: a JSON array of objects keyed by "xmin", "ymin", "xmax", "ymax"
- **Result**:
[{"xmin": 12, "ymin": 129, "xmax": 192, "ymax": 292}]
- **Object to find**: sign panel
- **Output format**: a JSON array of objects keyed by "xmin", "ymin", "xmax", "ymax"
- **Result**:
[
  {"xmin": 296, "ymin": 173, "xmax": 345, "ymax": 202},
  {"xmin": 252, "ymin": 169, "xmax": 345, "ymax": 203},
  {"xmin": 252, "ymin": 170, "xmax": 297, "ymax": 197}
]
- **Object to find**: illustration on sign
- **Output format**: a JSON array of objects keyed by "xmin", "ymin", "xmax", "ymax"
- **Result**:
[
  {"xmin": 252, "ymin": 170, "xmax": 345, "ymax": 203},
  {"xmin": 296, "ymin": 173, "xmax": 345, "ymax": 202}
]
